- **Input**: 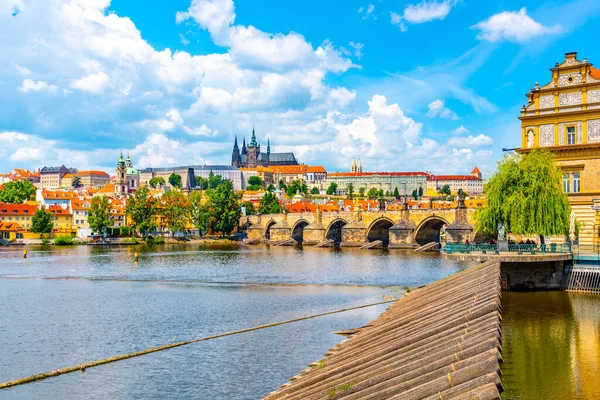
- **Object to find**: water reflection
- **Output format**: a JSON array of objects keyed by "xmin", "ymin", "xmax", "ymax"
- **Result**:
[{"xmin": 502, "ymin": 292, "xmax": 600, "ymax": 400}]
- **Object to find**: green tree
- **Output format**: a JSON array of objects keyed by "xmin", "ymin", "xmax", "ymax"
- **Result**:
[
  {"xmin": 367, "ymin": 187, "xmax": 379, "ymax": 199},
  {"xmin": 208, "ymin": 171, "xmax": 224, "ymax": 189},
  {"xmin": 31, "ymin": 208, "xmax": 54, "ymax": 238},
  {"xmin": 168, "ymin": 173, "xmax": 182, "ymax": 188},
  {"xmin": 358, "ymin": 187, "xmax": 366, "ymax": 198},
  {"xmin": 0, "ymin": 180, "xmax": 36, "ymax": 203},
  {"xmin": 258, "ymin": 191, "xmax": 282, "ymax": 214},
  {"xmin": 385, "ymin": 190, "xmax": 390, "ymax": 197},
  {"xmin": 88, "ymin": 196, "xmax": 112, "ymax": 234},
  {"xmin": 266, "ymin": 183, "xmax": 276, "ymax": 192},
  {"xmin": 418, "ymin": 187, "xmax": 424, "ymax": 198},
  {"xmin": 72, "ymin": 176, "xmax": 82, "ymax": 188},
  {"xmin": 310, "ymin": 187, "xmax": 319, "ymax": 195},
  {"xmin": 194, "ymin": 176, "xmax": 208, "ymax": 190},
  {"xmin": 412, "ymin": 189, "xmax": 418, "ymax": 200},
  {"xmin": 247, "ymin": 176, "xmax": 264, "ymax": 190},
  {"xmin": 189, "ymin": 191, "xmax": 210, "ymax": 237},
  {"xmin": 285, "ymin": 179, "xmax": 307, "ymax": 198},
  {"xmin": 440, "ymin": 184, "xmax": 451, "ymax": 196},
  {"xmin": 208, "ymin": 180, "xmax": 240, "ymax": 236},
  {"xmin": 241, "ymin": 201, "xmax": 256, "ymax": 215},
  {"xmin": 346, "ymin": 183, "xmax": 354, "ymax": 199},
  {"xmin": 475, "ymin": 150, "xmax": 571, "ymax": 243},
  {"xmin": 161, "ymin": 190, "xmax": 189, "ymax": 236},
  {"xmin": 149, "ymin": 176, "xmax": 166, "ymax": 188},
  {"xmin": 125, "ymin": 186, "xmax": 158, "ymax": 236},
  {"xmin": 326, "ymin": 182, "xmax": 338, "ymax": 195},
  {"xmin": 393, "ymin": 187, "xmax": 400, "ymax": 197}
]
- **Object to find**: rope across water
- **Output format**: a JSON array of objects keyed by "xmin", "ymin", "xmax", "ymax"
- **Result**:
[{"xmin": 0, "ymin": 299, "xmax": 397, "ymax": 390}]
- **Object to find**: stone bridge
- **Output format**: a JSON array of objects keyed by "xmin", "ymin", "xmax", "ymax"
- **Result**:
[{"xmin": 242, "ymin": 206, "xmax": 482, "ymax": 247}]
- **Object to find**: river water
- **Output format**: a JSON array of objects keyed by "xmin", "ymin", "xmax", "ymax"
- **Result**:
[{"xmin": 1, "ymin": 245, "xmax": 599, "ymax": 399}]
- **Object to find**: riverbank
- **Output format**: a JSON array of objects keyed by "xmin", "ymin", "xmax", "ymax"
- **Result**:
[{"xmin": 3, "ymin": 236, "xmax": 241, "ymax": 248}]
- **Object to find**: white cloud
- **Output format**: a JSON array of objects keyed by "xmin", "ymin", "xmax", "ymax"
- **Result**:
[
  {"xmin": 451, "ymin": 125, "xmax": 468, "ymax": 135},
  {"xmin": 391, "ymin": 0, "xmax": 457, "ymax": 31},
  {"xmin": 18, "ymin": 79, "xmax": 57, "ymax": 93},
  {"xmin": 472, "ymin": 7, "xmax": 562, "ymax": 43},
  {"xmin": 359, "ymin": 4, "xmax": 376, "ymax": 20},
  {"xmin": 14, "ymin": 64, "xmax": 31, "ymax": 76},
  {"xmin": 176, "ymin": 0, "xmax": 235, "ymax": 45},
  {"xmin": 447, "ymin": 134, "xmax": 493, "ymax": 147},
  {"xmin": 426, "ymin": 99, "xmax": 458, "ymax": 120},
  {"xmin": 71, "ymin": 72, "xmax": 109, "ymax": 93}
]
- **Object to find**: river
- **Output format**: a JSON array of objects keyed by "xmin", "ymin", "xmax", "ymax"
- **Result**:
[{"xmin": 0, "ymin": 245, "xmax": 598, "ymax": 399}]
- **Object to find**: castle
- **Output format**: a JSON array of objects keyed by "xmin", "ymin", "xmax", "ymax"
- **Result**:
[{"xmin": 231, "ymin": 128, "xmax": 298, "ymax": 168}]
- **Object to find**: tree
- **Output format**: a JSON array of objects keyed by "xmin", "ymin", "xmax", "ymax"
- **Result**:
[
  {"xmin": 195, "ymin": 176, "xmax": 209, "ymax": 190},
  {"xmin": 189, "ymin": 191, "xmax": 210, "ymax": 237},
  {"xmin": 385, "ymin": 190, "xmax": 390, "ymax": 197},
  {"xmin": 31, "ymin": 208, "xmax": 54, "ymax": 238},
  {"xmin": 72, "ymin": 176, "xmax": 82, "ymax": 188},
  {"xmin": 241, "ymin": 201, "xmax": 256, "ymax": 215},
  {"xmin": 394, "ymin": 187, "xmax": 400, "ymax": 197},
  {"xmin": 475, "ymin": 150, "xmax": 571, "ymax": 243},
  {"xmin": 310, "ymin": 187, "xmax": 319, "ymax": 195},
  {"xmin": 326, "ymin": 182, "xmax": 338, "ymax": 195},
  {"xmin": 208, "ymin": 171, "xmax": 224, "ymax": 189},
  {"xmin": 358, "ymin": 187, "xmax": 366, "ymax": 198},
  {"xmin": 149, "ymin": 177, "xmax": 166, "ymax": 188},
  {"xmin": 367, "ymin": 187, "xmax": 380, "ymax": 199},
  {"xmin": 418, "ymin": 187, "xmax": 424, "ymax": 198},
  {"xmin": 379, "ymin": 189, "xmax": 384, "ymax": 197},
  {"xmin": 412, "ymin": 189, "xmax": 418, "ymax": 200},
  {"xmin": 168, "ymin": 173, "xmax": 182, "ymax": 188},
  {"xmin": 258, "ymin": 191, "xmax": 282, "ymax": 214},
  {"xmin": 0, "ymin": 180, "xmax": 36, "ymax": 204},
  {"xmin": 267, "ymin": 183, "xmax": 276, "ymax": 192},
  {"xmin": 285, "ymin": 179, "xmax": 307, "ymax": 198},
  {"xmin": 125, "ymin": 186, "xmax": 158, "ymax": 236},
  {"xmin": 247, "ymin": 176, "xmax": 264, "ymax": 190},
  {"xmin": 88, "ymin": 196, "xmax": 111, "ymax": 234},
  {"xmin": 346, "ymin": 183, "xmax": 354, "ymax": 199},
  {"xmin": 279, "ymin": 179, "xmax": 288, "ymax": 193},
  {"xmin": 161, "ymin": 190, "xmax": 189, "ymax": 236},
  {"xmin": 440, "ymin": 184, "xmax": 451, "ymax": 196},
  {"xmin": 208, "ymin": 180, "xmax": 240, "ymax": 236}
]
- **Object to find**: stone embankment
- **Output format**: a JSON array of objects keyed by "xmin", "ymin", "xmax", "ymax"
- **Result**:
[{"xmin": 263, "ymin": 260, "xmax": 503, "ymax": 400}]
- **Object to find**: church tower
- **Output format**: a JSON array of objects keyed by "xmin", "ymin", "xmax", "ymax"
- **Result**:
[
  {"xmin": 115, "ymin": 151, "xmax": 127, "ymax": 196},
  {"xmin": 351, "ymin": 158, "xmax": 356, "ymax": 173},
  {"xmin": 231, "ymin": 136, "xmax": 241, "ymax": 167},
  {"xmin": 246, "ymin": 127, "xmax": 260, "ymax": 168},
  {"xmin": 357, "ymin": 159, "xmax": 363, "ymax": 173}
]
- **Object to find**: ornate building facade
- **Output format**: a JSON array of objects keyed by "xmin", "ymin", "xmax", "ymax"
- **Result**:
[
  {"xmin": 231, "ymin": 128, "xmax": 298, "ymax": 168},
  {"xmin": 517, "ymin": 52, "xmax": 600, "ymax": 251},
  {"xmin": 114, "ymin": 153, "xmax": 140, "ymax": 196}
]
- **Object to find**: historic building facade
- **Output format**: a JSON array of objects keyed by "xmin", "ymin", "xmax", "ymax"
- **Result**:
[
  {"xmin": 114, "ymin": 153, "xmax": 140, "ymax": 196},
  {"xmin": 517, "ymin": 52, "xmax": 600, "ymax": 251},
  {"xmin": 231, "ymin": 128, "xmax": 298, "ymax": 168},
  {"xmin": 426, "ymin": 167, "xmax": 484, "ymax": 196}
]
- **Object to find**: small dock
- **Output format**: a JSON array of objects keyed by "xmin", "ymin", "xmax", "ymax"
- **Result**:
[{"xmin": 263, "ymin": 260, "xmax": 503, "ymax": 400}]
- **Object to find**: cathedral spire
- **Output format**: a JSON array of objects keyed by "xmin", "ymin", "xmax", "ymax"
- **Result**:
[
  {"xmin": 267, "ymin": 138, "xmax": 271, "ymax": 155},
  {"xmin": 250, "ymin": 126, "xmax": 258, "ymax": 147},
  {"xmin": 242, "ymin": 137, "xmax": 247, "ymax": 155}
]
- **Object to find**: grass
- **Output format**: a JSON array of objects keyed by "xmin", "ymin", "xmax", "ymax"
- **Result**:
[
  {"xmin": 54, "ymin": 235, "xmax": 74, "ymax": 246},
  {"xmin": 122, "ymin": 237, "xmax": 139, "ymax": 244}
]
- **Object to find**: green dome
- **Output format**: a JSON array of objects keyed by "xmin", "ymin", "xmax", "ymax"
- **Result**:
[{"xmin": 126, "ymin": 167, "xmax": 138, "ymax": 175}]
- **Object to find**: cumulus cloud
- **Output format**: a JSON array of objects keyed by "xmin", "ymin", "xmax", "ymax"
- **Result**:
[
  {"xmin": 18, "ymin": 79, "xmax": 57, "ymax": 93},
  {"xmin": 71, "ymin": 72, "xmax": 109, "ymax": 93},
  {"xmin": 391, "ymin": 0, "xmax": 458, "ymax": 31},
  {"xmin": 472, "ymin": 8, "xmax": 561, "ymax": 43},
  {"xmin": 451, "ymin": 125, "xmax": 468, "ymax": 135},
  {"xmin": 447, "ymin": 134, "xmax": 493, "ymax": 147},
  {"xmin": 358, "ymin": 4, "xmax": 376, "ymax": 20},
  {"xmin": 426, "ymin": 99, "xmax": 458, "ymax": 120}
]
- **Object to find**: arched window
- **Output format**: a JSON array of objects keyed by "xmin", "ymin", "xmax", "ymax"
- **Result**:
[{"xmin": 527, "ymin": 130, "xmax": 534, "ymax": 147}]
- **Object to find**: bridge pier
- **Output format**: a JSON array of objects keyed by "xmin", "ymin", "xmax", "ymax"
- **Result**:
[
  {"xmin": 269, "ymin": 213, "xmax": 292, "ymax": 243},
  {"xmin": 341, "ymin": 211, "xmax": 367, "ymax": 246},
  {"xmin": 302, "ymin": 210, "xmax": 325, "ymax": 245},
  {"xmin": 445, "ymin": 198, "xmax": 473, "ymax": 243},
  {"xmin": 389, "ymin": 209, "xmax": 416, "ymax": 248}
]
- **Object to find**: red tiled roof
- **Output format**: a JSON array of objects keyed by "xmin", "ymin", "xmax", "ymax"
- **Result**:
[
  {"xmin": 42, "ymin": 190, "xmax": 79, "ymax": 199},
  {"xmin": 428, "ymin": 175, "xmax": 481, "ymax": 181},
  {"xmin": 471, "ymin": 166, "xmax": 481, "ymax": 174},
  {"xmin": 0, "ymin": 222, "xmax": 22, "ymax": 231},
  {"xmin": 0, "ymin": 203, "xmax": 38, "ymax": 214},
  {"xmin": 306, "ymin": 166, "xmax": 327, "ymax": 173},
  {"xmin": 329, "ymin": 172, "xmax": 428, "ymax": 177},
  {"xmin": 76, "ymin": 170, "xmax": 110, "ymax": 176},
  {"xmin": 591, "ymin": 66, "xmax": 600, "ymax": 80}
]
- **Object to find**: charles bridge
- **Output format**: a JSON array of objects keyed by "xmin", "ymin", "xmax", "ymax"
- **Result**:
[{"xmin": 241, "ymin": 204, "xmax": 480, "ymax": 247}]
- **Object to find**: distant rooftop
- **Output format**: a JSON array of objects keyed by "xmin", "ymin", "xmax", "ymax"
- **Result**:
[{"xmin": 139, "ymin": 165, "xmax": 240, "ymax": 173}]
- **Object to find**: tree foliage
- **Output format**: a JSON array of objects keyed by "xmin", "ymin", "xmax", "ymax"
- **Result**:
[
  {"xmin": 247, "ymin": 176, "xmax": 264, "ymax": 190},
  {"xmin": 258, "ymin": 191, "xmax": 282, "ymax": 214},
  {"xmin": 125, "ymin": 187, "xmax": 158, "ymax": 236},
  {"xmin": 439, "ymin": 184, "xmax": 451, "ymax": 196},
  {"xmin": 412, "ymin": 189, "xmax": 418, "ymax": 200},
  {"xmin": 346, "ymin": 183, "xmax": 354, "ymax": 199},
  {"xmin": 149, "ymin": 176, "xmax": 166, "ymax": 188},
  {"xmin": 358, "ymin": 187, "xmax": 365, "ymax": 198},
  {"xmin": 161, "ymin": 190, "xmax": 189, "ymax": 236},
  {"xmin": 266, "ymin": 183, "xmax": 275, "ymax": 192},
  {"xmin": 189, "ymin": 191, "xmax": 211, "ymax": 236},
  {"xmin": 393, "ymin": 187, "xmax": 400, "ymax": 197},
  {"xmin": 168, "ymin": 173, "xmax": 182, "ymax": 188},
  {"xmin": 208, "ymin": 171, "xmax": 224, "ymax": 189},
  {"xmin": 0, "ymin": 180, "xmax": 36, "ymax": 204},
  {"xmin": 367, "ymin": 187, "xmax": 380, "ymax": 199},
  {"xmin": 310, "ymin": 187, "xmax": 319, "ymax": 195},
  {"xmin": 195, "ymin": 176, "xmax": 209, "ymax": 190},
  {"xmin": 326, "ymin": 182, "xmax": 337, "ymax": 195},
  {"xmin": 88, "ymin": 196, "xmax": 112, "ymax": 234},
  {"xmin": 475, "ymin": 150, "xmax": 571, "ymax": 238},
  {"xmin": 285, "ymin": 179, "xmax": 308, "ymax": 198},
  {"xmin": 418, "ymin": 187, "xmax": 423, "ymax": 198},
  {"xmin": 31, "ymin": 208, "xmax": 54, "ymax": 238},
  {"xmin": 241, "ymin": 201, "xmax": 256, "ymax": 215},
  {"xmin": 208, "ymin": 180, "xmax": 240, "ymax": 236}
]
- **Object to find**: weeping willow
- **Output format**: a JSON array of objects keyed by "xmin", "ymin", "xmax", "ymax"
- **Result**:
[{"xmin": 475, "ymin": 149, "xmax": 571, "ymax": 238}]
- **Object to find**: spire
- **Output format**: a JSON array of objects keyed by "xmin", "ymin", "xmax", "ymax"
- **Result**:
[
  {"xmin": 242, "ymin": 137, "xmax": 247, "ymax": 155},
  {"xmin": 357, "ymin": 159, "xmax": 362, "ymax": 173},
  {"xmin": 118, "ymin": 151, "xmax": 125, "ymax": 167},
  {"xmin": 250, "ymin": 126, "xmax": 257, "ymax": 147},
  {"xmin": 267, "ymin": 138, "xmax": 271, "ymax": 155},
  {"xmin": 351, "ymin": 158, "xmax": 356, "ymax": 173},
  {"xmin": 234, "ymin": 135, "xmax": 238, "ymax": 148}
]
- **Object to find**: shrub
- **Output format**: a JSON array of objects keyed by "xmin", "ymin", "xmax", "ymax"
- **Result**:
[
  {"xmin": 54, "ymin": 235, "xmax": 74, "ymax": 245},
  {"xmin": 122, "ymin": 237, "xmax": 138, "ymax": 244},
  {"xmin": 153, "ymin": 236, "xmax": 165, "ymax": 244},
  {"xmin": 41, "ymin": 238, "xmax": 50, "ymax": 245}
]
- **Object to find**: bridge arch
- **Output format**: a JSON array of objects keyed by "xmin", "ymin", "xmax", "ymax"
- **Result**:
[
  {"xmin": 325, "ymin": 218, "xmax": 348, "ymax": 245},
  {"xmin": 366, "ymin": 217, "xmax": 395, "ymax": 247},
  {"xmin": 264, "ymin": 220, "xmax": 276, "ymax": 240},
  {"xmin": 414, "ymin": 216, "xmax": 449, "ymax": 245},
  {"xmin": 291, "ymin": 219, "xmax": 310, "ymax": 243}
]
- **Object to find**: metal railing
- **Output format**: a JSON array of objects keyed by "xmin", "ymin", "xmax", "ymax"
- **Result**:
[{"xmin": 444, "ymin": 242, "xmax": 572, "ymax": 255}]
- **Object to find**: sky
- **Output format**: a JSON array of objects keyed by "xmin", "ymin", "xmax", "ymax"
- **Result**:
[{"xmin": 2, "ymin": 0, "xmax": 600, "ymax": 176}]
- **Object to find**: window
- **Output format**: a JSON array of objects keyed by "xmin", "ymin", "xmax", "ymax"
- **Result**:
[
  {"xmin": 567, "ymin": 126, "xmax": 575, "ymax": 145},
  {"xmin": 563, "ymin": 173, "xmax": 570, "ymax": 193},
  {"xmin": 573, "ymin": 172, "xmax": 580, "ymax": 193}
]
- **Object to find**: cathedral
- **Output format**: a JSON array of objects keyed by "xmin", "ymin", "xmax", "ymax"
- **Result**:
[{"xmin": 231, "ymin": 128, "xmax": 298, "ymax": 168}]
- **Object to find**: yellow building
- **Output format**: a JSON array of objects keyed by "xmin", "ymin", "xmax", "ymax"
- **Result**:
[
  {"xmin": 517, "ymin": 52, "xmax": 600, "ymax": 251},
  {"xmin": 75, "ymin": 170, "xmax": 110, "ymax": 188}
]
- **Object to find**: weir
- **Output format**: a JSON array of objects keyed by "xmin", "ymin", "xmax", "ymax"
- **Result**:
[{"xmin": 263, "ymin": 260, "xmax": 503, "ymax": 400}]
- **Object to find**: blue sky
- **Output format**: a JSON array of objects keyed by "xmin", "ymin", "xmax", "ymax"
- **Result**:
[{"xmin": 2, "ymin": 0, "xmax": 600, "ymax": 176}]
